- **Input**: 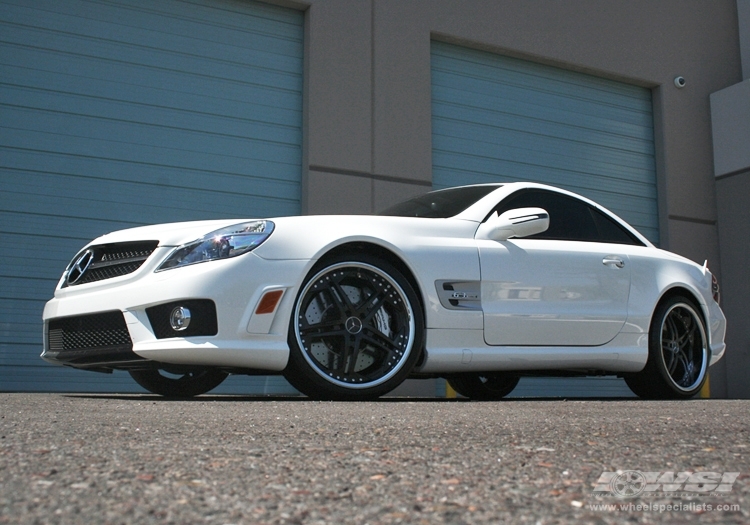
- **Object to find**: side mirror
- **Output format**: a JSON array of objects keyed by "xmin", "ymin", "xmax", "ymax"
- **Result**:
[{"xmin": 475, "ymin": 207, "xmax": 549, "ymax": 242}]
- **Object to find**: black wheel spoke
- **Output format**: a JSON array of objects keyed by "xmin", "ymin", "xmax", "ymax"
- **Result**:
[
  {"xmin": 361, "ymin": 326, "xmax": 402, "ymax": 357},
  {"xmin": 330, "ymin": 280, "xmax": 358, "ymax": 315},
  {"xmin": 665, "ymin": 348, "xmax": 678, "ymax": 375},
  {"xmin": 655, "ymin": 300, "xmax": 708, "ymax": 396},
  {"xmin": 681, "ymin": 323, "xmax": 697, "ymax": 348},
  {"xmin": 664, "ymin": 315, "xmax": 678, "ymax": 340},
  {"xmin": 360, "ymin": 293, "xmax": 387, "ymax": 321},
  {"xmin": 315, "ymin": 288, "xmax": 347, "ymax": 321},
  {"xmin": 340, "ymin": 337, "xmax": 362, "ymax": 375},
  {"xmin": 299, "ymin": 321, "xmax": 348, "ymax": 340},
  {"xmin": 290, "ymin": 260, "xmax": 419, "ymax": 392},
  {"xmin": 676, "ymin": 352, "xmax": 693, "ymax": 385}
]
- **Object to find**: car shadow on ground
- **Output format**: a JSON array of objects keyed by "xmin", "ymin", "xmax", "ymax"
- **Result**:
[{"xmin": 61, "ymin": 394, "xmax": 647, "ymax": 402}]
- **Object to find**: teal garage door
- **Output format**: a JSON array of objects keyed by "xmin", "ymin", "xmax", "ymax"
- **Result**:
[
  {"xmin": 432, "ymin": 41, "xmax": 658, "ymax": 245},
  {"xmin": 432, "ymin": 41, "xmax": 659, "ymax": 397},
  {"xmin": 0, "ymin": 0, "xmax": 303, "ymax": 393}
]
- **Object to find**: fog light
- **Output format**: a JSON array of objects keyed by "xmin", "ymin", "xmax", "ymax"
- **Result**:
[{"xmin": 170, "ymin": 306, "xmax": 191, "ymax": 331}]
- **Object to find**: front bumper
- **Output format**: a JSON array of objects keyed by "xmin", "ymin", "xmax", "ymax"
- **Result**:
[{"xmin": 42, "ymin": 250, "xmax": 312, "ymax": 372}]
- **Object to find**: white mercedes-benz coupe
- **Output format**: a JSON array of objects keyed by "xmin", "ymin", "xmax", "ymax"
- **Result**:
[{"xmin": 42, "ymin": 183, "xmax": 726, "ymax": 400}]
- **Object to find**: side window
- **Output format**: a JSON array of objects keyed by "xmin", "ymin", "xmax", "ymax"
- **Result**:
[
  {"xmin": 588, "ymin": 207, "xmax": 644, "ymax": 246},
  {"xmin": 490, "ymin": 188, "xmax": 643, "ymax": 245}
]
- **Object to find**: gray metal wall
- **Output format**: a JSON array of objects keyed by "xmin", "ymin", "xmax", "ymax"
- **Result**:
[{"xmin": 709, "ymin": 0, "xmax": 750, "ymax": 398}]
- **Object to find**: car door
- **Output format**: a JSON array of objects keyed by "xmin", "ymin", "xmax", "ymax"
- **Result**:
[{"xmin": 479, "ymin": 189, "xmax": 633, "ymax": 347}]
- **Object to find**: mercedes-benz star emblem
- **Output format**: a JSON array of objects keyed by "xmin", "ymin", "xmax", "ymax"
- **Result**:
[
  {"xmin": 66, "ymin": 250, "xmax": 95, "ymax": 285},
  {"xmin": 345, "ymin": 316, "xmax": 363, "ymax": 334}
]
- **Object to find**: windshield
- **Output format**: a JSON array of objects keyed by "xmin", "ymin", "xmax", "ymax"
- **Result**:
[{"xmin": 378, "ymin": 185, "xmax": 500, "ymax": 218}]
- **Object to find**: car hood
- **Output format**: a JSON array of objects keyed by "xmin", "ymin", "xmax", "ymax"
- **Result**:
[
  {"xmin": 86, "ymin": 215, "xmax": 480, "ymax": 258},
  {"xmin": 90, "ymin": 219, "xmax": 257, "ymax": 247}
]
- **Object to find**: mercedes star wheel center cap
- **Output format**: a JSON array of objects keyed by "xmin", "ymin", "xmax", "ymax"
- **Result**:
[{"xmin": 345, "ymin": 316, "xmax": 363, "ymax": 334}]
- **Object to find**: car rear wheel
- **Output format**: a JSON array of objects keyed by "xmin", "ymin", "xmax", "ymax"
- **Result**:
[
  {"xmin": 284, "ymin": 254, "xmax": 424, "ymax": 400},
  {"xmin": 129, "ymin": 368, "xmax": 228, "ymax": 397},
  {"xmin": 624, "ymin": 295, "xmax": 708, "ymax": 399},
  {"xmin": 447, "ymin": 373, "xmax": 519, "ymax": 400}
]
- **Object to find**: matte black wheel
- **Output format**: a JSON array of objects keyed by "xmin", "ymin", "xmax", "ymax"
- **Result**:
[
  {"xmin": 625, "ymin": 295, "xmax": 708, "ymax": 399},
  {"xmin": 284, "ymin": 254, "xmax": 424, "ymax": 400},
  {"xmin": 447, "ymin": 373, "xmax": 519, "ymax": 400},
  {"xmin": 129, "ymin": 368, "xmax": 228, "ymax": 397}
]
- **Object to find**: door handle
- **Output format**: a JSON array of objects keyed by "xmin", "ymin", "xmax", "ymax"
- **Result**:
[{"xmin": 602, "ymin": 255, "xmax": 625, "ymax": 269}]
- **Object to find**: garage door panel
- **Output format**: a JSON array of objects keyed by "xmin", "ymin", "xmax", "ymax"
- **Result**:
[
  {"xmin": 2, "ymin": 133, "xmax": 301, "ymax": 187},
  {"xmin": 1, "ymin": 326, "xmax": 45, "ymax": 351},
  {"xmin": 30, "ymin": 0, "xmax": 305, "ymax": 49},
  {"xmin": 2, "ymin": 151, "xmax": 301, "ymax": 201},
  {"xmin": 0, "ymin": 34, "xmax": 303, "ymax": 94},
  {"xmin": 1, "ymin": 0, "xmax": 303, "ymax": 391},
  {"xmin": 2, "ymin": 170, "xmax": 299, "ymax": 230},
  {"xmin": 433, "ymin": 122, "xmax": 655, "ymax": 177},
  {"xmin": 432, "ymin": 42, "xmax": 659, "ymax": 246},
  {"xmin": 434, "ymin": 48, "xmax": 652, "ymax": 114},
  {"xmin": 0, "ymin": 122, "xmax": 301, "ymax": 178},
  {"xmin": 432, "ymin": 156, "xmax": 656, "ymax": 210},
  {"xmin": 2, "ymin": 63, "xmax": 302, "ymax": 127},
  {"xmin": 433, "ymin": 139, "xmax": 656, "ymax": 190},
  {"xmin": 1, "ymin": 278, "xmax": 58, "ymax": 303},
  {"xmin": 1, "ymin": 93, "xmax": 301, "ymax": 151},
  {"xmin": 0, "ymin": 211, "xmax": 132, "ymax": 244},
  {"xmin": 0, "ymin": 158, "xmax": 299, "ymax": 213},
  {"xmin": 1, "ymin": 344, "xmax": 47, "ymax": 366},
  {"xmin": 433, "ymin": 88, "xmax": 654, "ymax": 152},
  {"xmin": 1, "ymin": 1, "xmax": 303, "ymax": 72},
  {"xmin": 434, "ymin": 70, "xmax": 653, "ymax": 129},
  {"xmin": 2, "ymin": 179, "xmax": 299, "ymax": 225},
  {"xmin": 1, "ymin": 42, "xmax": 302, "ymax": 110},
  {"xmin": 3, "ymin": 235, "xmax": 88, "ymax": 278}
]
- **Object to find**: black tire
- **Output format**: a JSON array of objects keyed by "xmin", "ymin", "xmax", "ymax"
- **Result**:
[
  {"xmin": 447, "ymin": 373, "xmax": 519, "ymax": 400},
  {"xmin": 129, "ymin": 368, "xmax": 228, "ymax": 397},
  {"xmin": 284, "ymin": 254, "xmax": 424, "ymax": 400},
  {"xmin": 624, "ymin": 295, "xmax": 708, "ymax": 400}
]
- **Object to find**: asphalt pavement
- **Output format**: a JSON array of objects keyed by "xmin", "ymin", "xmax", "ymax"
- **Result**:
[{"xmin": 1, "ymin": 394, "xmax": 748, "ymax": 524}]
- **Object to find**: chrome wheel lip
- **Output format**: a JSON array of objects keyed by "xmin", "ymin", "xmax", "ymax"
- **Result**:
[
  {"xmin": 293, "ymin": 262, "xmax": 416, "ymax": 390},
  {"xmin": 659, "ymin": 302, "xmax": 708, "ymax": 393}
]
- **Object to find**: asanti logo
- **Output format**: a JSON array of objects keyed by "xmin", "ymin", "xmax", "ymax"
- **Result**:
[{"xmin": 593, "ymin": 471, "xmax": 740, "ymax": 498}]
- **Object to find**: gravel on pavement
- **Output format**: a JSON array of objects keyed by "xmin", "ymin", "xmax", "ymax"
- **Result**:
[{"xmin": 0, "ymin": 394, "xmax": 748, "ymax": 524}]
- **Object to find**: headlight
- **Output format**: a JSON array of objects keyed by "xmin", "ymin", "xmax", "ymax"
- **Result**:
[{"xmin": 157, "ymin": 220, "xmax": 274, "ymax": 271}]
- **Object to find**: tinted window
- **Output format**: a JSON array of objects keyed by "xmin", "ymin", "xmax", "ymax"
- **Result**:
[
  {"xmin": 589, "ymin": 207, "xmax": 643, "ymax": 245},
  {"xmin": 490, "ymin": 189, "xmax": 644, "ymax": 245},
  {"xmin": 379, "ymin": 185, "xmax": 500, "ymax": 218}
]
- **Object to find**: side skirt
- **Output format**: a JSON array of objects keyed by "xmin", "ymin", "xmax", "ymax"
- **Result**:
[{"xmin": 416, "ymin": 329, "xmax": 648, "ymax": 374}]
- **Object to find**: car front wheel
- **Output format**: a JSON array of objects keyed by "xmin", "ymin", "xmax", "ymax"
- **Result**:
[
  {"xmin": 129, "ymin": 368, "xmax": 228, "ymax": 397},
  {"xmin": 284, "ymin": 254, "xmax": 424, "ymax": 400},
  {"xmin": 625, "ymin": 295, "xmax": 708, "ymax": 399}
]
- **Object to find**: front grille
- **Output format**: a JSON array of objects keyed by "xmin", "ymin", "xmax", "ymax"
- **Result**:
[
  {"xmin": 63, "ymin": 241, "xmax": 159, "ymax": 287},
  {"xmin": 48, "ymin": 311, "xmax": 132, "ymax": 351},
  {"xmin": 46, "ymin": 311, "xmax": 143, "ymax": 368}
]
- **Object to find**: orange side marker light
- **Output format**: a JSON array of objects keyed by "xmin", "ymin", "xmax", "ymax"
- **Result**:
[{"xmin": 255, "ymin": 289, "xmax": 284, "ymax": 315}]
